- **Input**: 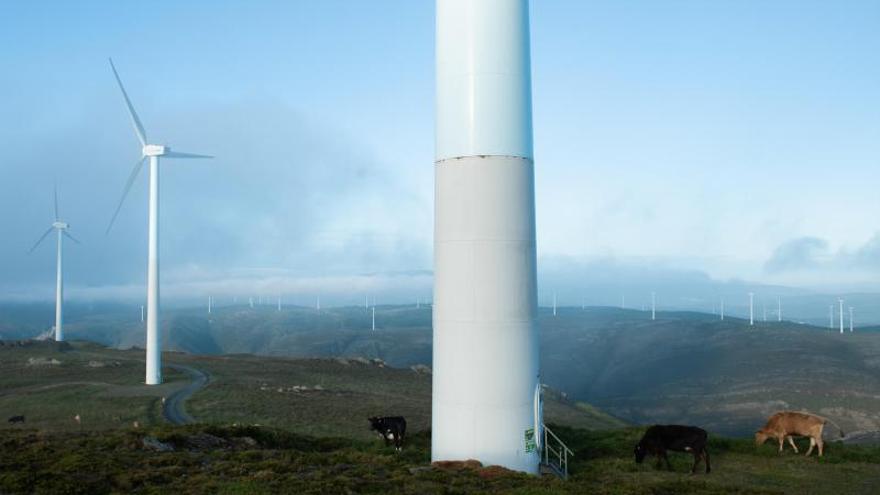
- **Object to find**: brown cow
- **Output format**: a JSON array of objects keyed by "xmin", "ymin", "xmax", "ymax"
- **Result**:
[{"xmin": 755, "ymin": 411, "xmax": 844, "ymax": 457}]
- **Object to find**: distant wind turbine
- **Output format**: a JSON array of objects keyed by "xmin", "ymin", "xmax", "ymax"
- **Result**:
[
  {"xmin": 749, "ymin": 292, "xmax": 754, "ymax": 326},
  {"xmin": 849, "ymin": 306, "xmax": 854, "ymax": 333},
  {"xmin": 621, "ymin": 295, "xmax": 626, "ymax": 310},
  {"xmin": 720, "ymin": 297, "xmax": 725, "ymax": 321},
  {"xmin": 140, "ymin": 305, "xmax": 144, "ymax": 323},
  {"xmin": 316, "ymin": 295, "xmax": 321, "ymax": 311},
  {"xmin": 207, "ymin": 295, "xmax": 212, "ymax": 314},
  {"xmin": 277, "ymin": 296, "xmax": 281, "ymax": 312},
  {"xmin": 651, "ymin": 292, "xmax": 656, "ymax": 320},
  {"xmin": 552, "ymin": 292, "xmax": 557, "ymax": 317},
  {"xmin": 105, "ymin": 58, "xmax": 212, "ymax": 385},
  {"xmin": 839, "ymin": 298, "xmax": 844, "ymax": 334},
  {"xmin": 29, "ymin": 187, "xmax": 80, "ymax": 342},
  {"xmin": 371, "ymin": 306, "xmax": 376, "ymax": 331},
  {"xmin": 777, "ymin": 296, "xmax": 782, "ymax": 322},
  {"xmin": 829, "ymin": 304, "xmax": 834, "ymax": 329}
]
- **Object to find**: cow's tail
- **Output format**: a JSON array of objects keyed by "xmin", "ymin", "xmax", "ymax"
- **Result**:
[{"xmin": 821, "ymin": 417, "xmax": 846, "ymax": 439}]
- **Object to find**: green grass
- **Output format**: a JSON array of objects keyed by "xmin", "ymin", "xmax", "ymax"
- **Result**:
[{"xmin": 1, "ymin": 424, "xmax": 879, "ymax": 494}]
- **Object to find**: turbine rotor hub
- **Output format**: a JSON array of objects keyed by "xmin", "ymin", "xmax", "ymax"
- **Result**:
[{"xmin": 142, "ymin": 144, "xmax": 167, "ymax": 157}]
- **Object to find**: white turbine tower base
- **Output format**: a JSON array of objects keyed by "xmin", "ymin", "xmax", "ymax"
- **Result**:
[
  {"xmin": 106, "ymin": 59, "xmax": 212, "ymax": 386},
  {"xmin": 839, "ymin": 299, "xmax": 844, "ymax": 334},
  {"xmin": 29, "ymin": 187, "xmax": 80, "ymax": 342},
  {"xmin": 432, "ymin": 0, "xmax": 540, "ymax": 474}
]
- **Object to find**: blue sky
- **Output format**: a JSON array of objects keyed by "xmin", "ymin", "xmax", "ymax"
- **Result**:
[{"xmin": 1, "ymin": 1, "xmax": 878, "ymax": 303}]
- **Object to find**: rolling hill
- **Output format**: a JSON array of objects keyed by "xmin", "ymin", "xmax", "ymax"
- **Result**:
[{"xmin": 4, "ymin": 302, "xmax": 880, "ymax": 438}]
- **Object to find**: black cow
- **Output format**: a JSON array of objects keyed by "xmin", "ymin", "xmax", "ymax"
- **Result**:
[
  {"xmin": 7, "ymin": 415, "xmax": 25, "ymax": 424},
  {"xmin": 634, "ymin": 425, "xmax": 711, "ymax": 474},
  {"xmin": 368, "ymin": 416, "xmax": 406, "ymax": 451}
]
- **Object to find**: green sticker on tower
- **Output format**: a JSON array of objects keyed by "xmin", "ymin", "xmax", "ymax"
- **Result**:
[{"xmin": 524, "ymin": 428, "xmax": 537, "ymax": 453}]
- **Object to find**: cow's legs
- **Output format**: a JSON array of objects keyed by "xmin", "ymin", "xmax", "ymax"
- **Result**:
[
  {"xmin": 704, "ymin": 448, "xmax": 711, "ymax": 474},
  {"xmin": 662, "ymin": 451, "xmax": 673, "ymax": 471},
  {"xmin": 817, "ymin": 438, "xmax": 824, "ymax": 457},
  {"xmin": 777, "ymin": 437, "xmax": 785, "ymax": 453},
  {"xmin": 805, "ymin": 437, "xmax": 815, "ymax": 457},
  {"xmin": 690, "ymin": 452, "xmax": 701, "ymax": 474},
  {"xmin": 787, "ymin": 436, "xmax": 799, "ymax": 453}
]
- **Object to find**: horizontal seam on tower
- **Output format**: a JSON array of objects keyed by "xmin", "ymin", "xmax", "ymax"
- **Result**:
[{"xmin": 435, "ymin": 155, "xmax": 532, "ymax": 164}]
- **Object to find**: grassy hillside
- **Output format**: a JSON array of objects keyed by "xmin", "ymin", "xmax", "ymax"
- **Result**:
[
  {"xmin": 2, "ymin": 423, "xmax": 880, "ymax": 494},
  {"xmin": 5, "ymin": 304, "xmax": 880, "ymax": 439},
  {"xmin": 540, "ymin": 308, "xmax": 880, "ymax": 437},
  {"xmin": 0, "ymin": 341, "xmax": 622, "ymax": 438}
]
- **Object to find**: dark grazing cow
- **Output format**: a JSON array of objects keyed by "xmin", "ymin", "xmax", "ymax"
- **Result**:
[
  {"xmin": 368, "ymin": 416, "xmax": 406, "ymax": 451},
  {"xmin": 7, "ymin": 415, "xmax": 25, "ymax": 424},
  {"xmin": 635, "ymin": 425, "xmax": 711, "ymax": 474}
]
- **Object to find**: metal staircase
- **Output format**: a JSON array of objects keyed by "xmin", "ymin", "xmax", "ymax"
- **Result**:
[{"xmin": 540, "ymin": 424, "xmax": 574, "ymax": 480}]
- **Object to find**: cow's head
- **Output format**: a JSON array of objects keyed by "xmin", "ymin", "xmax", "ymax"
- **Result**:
[
  {"xmin": 367, "ymin": 417, "xmax": 382, "ymax": 431},
  {"xmin": 754, "ymin": 429, "xmax": 770, "ymax": 446},
  {"xmin": 634, "ymin": 442, "xmax": 647, "ymax": 463}
]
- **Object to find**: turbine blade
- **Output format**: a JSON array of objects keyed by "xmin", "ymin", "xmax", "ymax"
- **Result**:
[
  {"xmin": 28, "ymin": 226, "xmax": 54, "ymax": 253},
  {"xmin": 63, "ymin": 231, "xmax": 81, "ymax": 245},
  {"xmin": 164, "ymin": 151, "xmax": 213, "ymax": 159},
  {"xmin": 106, "ymin": 156, "xmax": 147, "ymax": 234},
  {"xmin": 54, "ymin": 185, "xmax": 59, "ymax": 220},
  {"xmin": 108, "ymin": 58, "xmax": 147, "ymax": 147}
]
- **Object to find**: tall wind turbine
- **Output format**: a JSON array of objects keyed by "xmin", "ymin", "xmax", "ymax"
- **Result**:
[
  {"xmin": 433, "ymin": 0, "xmax": 539, "ymax": 474},
  {"xmin": 29, "ymin": 188, "xmax": 80, "ymax": 342},
  {"xmin": 839, "ymin": 298, "xmax": 844, "ymax": 334},
  {"xmin": 749, "ymin": 292, "xmax": 754, "ymax": 326},
  {"xmin": 106, "ymin": 59, "xmax": 212, "ymax": 385}
]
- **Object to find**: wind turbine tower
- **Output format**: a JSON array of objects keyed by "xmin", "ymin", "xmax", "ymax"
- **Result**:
[
  {"xmin": 433, "ymin": 0, "xmax": 540, "ymax": 474},
  {"xmin": 316, "ymin": 295, "xmax": 321, "ymax": 312},
  {"xmin": 720, "ymin": 297, "xmax": 725, "ymax": 321},
  {"xmin": 749, "ymin": 292, "xmax": 754, "ymax": 326},
  {"xmin": 106, "ymin": 59, "xmax": 212, "ymax": 385},
  {"xmin": 371, "ymin": 306, "xmax": 376, "ymax": 331},
  {"xmin": 29, "ymin": 188, "xmax": 80, "ymax": 342},
  {"xmin": 552, "ymin": 292, "xmax": 557, "ymax": 316},
  {"xmin": 140, "ymin": 305, "xmax": 144, "ymax": 323},
  {"xmin": 839, "ymin": 298, "xmax": 844, "ymax": 334},
  {"xmin": 777, "ymin": 296, "xmax": 782, "ymax": 322},
  {"xmin": 651, "ymin": 292, "xmax": 656, "ymax": 320},
  {"xmin": 277, "ymin": 296, "xmax": 281, "ymax": 312},
  {"xmin": 849, "ymin": 306, "xmax": 854, "ymax": 332},
  {"xmin": 207, "ymin": 295, "xmax": 212, "ymax": 314},
  {"xmin": 829, "ymin": 304, "xmax": 834, "ymax": 329}
]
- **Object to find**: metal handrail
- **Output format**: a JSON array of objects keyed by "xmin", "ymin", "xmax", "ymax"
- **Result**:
[{"xmin": 541, "ymin": 424, "xmax": 574, "ymax": 480}]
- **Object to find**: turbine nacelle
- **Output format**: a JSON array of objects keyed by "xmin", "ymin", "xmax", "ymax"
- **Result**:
[
  {"xmin": 142, "ymin": 144, "xmax": 167, "ymax": 157},
  {"xmin": 52, "ymin": 221, "xmax": 69, "ymax": 230}
]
